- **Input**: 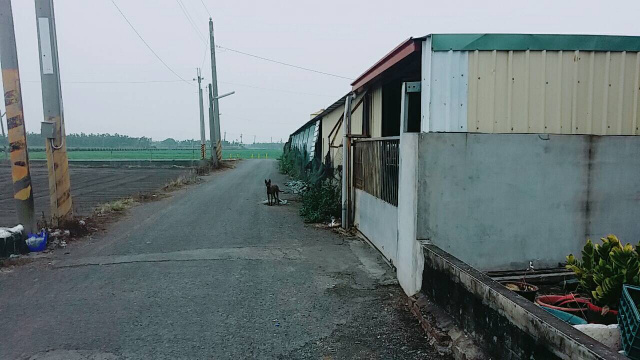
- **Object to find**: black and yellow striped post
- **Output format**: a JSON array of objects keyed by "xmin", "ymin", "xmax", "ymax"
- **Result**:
[
  {"xmin": 0, "ymin": 0, "xmax": 36, "ymax": 232},
  {"xmin": 36, "ymin": 0, "xmax": 73, "ymax": 224}
]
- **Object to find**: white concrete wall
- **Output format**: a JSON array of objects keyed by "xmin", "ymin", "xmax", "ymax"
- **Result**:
[
  {"xmin": 415, "ymin": 132, "xmax": 640, "ymax": 271},
  {"xmin": 354, "ymin": 189, "xmax": 398, "ymax": 264}
]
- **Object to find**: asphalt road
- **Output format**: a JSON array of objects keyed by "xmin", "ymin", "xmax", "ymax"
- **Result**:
[{"xmin": 0, "ymin": 160, "xmax": 443, "ymax": 360}]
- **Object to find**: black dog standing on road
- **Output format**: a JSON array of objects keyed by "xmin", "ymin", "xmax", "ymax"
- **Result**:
[{"xmin": 265, "ymin": 179, "xmax": 281, "ymax": 206}]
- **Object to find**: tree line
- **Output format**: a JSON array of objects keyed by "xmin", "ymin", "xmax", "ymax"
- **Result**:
[{"xmin": 0, "ymin": 132, "xmax": 283, "ymax": 149}]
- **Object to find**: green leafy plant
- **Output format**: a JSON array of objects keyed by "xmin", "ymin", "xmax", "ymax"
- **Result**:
[
  {"xmin": 299, "ymin": 179, "xmax": 341, "ymax": 223},
  {"xmin": 566, "ymin": 235, "xmax": 640, "ymax": 308}
]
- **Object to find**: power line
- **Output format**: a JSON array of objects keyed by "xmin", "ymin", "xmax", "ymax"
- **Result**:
[
  {"xmin": 175, "ymin": 0, "xmax": 206, "ymax": 44},
  {"xmin": 216, "ymin": 45, "xmax": 353, "ymax": 80},
  {"xmin": 199, "ymin": 0, "xmax": 212, "ymax": 18},
  {"xmin": 219, "ymin": 80, "xmax": 335, "ymax": 98},
  {"xmin": 110, "ymin": 0, "xmax": 195, "ymax": 87}
]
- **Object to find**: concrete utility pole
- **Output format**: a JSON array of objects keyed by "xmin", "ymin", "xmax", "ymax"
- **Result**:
[
  {"xmin": 35, "ymin": 0, "xmax": 73, "ymax": 223},
  {"xmin": 240, "ymin": 134, "xmax": 243, "ymax": 145},
  {"xmin": 0, "ymin": 111, "xmax": 8, "ymax": 161},
  {"xmin": 0, "ymin": 0, "xmax": 36, "ymax": 232},
  {"xmin": 196, "ymin": 68, "xmax": 206, "ymax": 160},
  {"xmin": 253, "ymin": 135, "xmax": 256, "ymax": 144},
  {"xmin": 209, "ymin": 17, "xmax": 222, "ymax": 164},
  {"xmin": 223, "ymin": 132, "xmax": 226, "ymax": 142},
  {"xmin": 207, "ymin": 83, "xmax": 218, "ymax": 167}
]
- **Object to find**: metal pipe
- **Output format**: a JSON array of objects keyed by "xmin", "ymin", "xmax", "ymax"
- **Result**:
[{"xmin": 341, "ymin": 93, "xmax": 353, "ymax": 229}]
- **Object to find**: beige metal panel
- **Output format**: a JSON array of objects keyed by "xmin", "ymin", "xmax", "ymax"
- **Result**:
[
  {"xmin": 543, "ymin": 51, "xmax": 561, "ymax": 133},
  {"xmin": 351, "ymin": 92, "xmax": 364, "ymax": 135},
  {"xmin": 467, "ymin": 50, "xmax": 640, "ymax": 135},
  {"xmin": 371, "ymin": 86, "xmax": 383, "ymax": 137},
  {"xmin": 321, "ymin": 106, "xmax": 344, "ymax": 165}
]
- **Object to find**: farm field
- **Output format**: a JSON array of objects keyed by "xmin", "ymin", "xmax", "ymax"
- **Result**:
[
  {"xmin": 0, "ymin": 165, "xmax": 190, "ymax": 225},
  {"xmin": 25, "ymin": 148, "xmax": 283, "ymax": 161}
]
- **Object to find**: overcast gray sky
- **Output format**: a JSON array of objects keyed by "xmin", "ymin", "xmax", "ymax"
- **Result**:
[{"xmin": 3, "ymin": 0, "xmax": 640, "ymax": 142}]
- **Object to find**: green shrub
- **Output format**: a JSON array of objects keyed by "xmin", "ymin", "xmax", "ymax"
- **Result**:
[
  {"xmin": 299, "ymin": 179, "xmax": 341, "ymax": 223},
  {"xmin": 566, "ymin": 235, "xmax": 640, "ymax": 308}
]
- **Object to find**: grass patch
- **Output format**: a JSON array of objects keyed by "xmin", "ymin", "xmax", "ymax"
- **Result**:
[
  {"xmin": 162, "ymin": 173, "xmax": 201, "ymax": 191},
  {"xmin": 94, "ymin": 197, "xmax": 136, "ymax": 215}
]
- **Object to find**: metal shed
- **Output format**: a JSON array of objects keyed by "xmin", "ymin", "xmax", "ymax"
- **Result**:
[{"xmin": 421, "ymin": 34, "xmax": 640, "ymax": 135}]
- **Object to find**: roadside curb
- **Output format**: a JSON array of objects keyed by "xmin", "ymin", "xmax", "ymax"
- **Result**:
[{"xmin": 407, "ymin": 294, "xmax": 487, "ymax": 360}]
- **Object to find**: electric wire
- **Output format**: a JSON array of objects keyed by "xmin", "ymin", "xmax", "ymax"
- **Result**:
[
  {"xmin": 175, "ymin": 0, "xmax": 207, "ymax": 44},
  {"xmin": 110, "ymin": 0, "xmax": 195, "ymax": 87},
  {"xmin": 199, "ymin": 0, "xmax": 212, "ymax": 17},
  {"xmin": 216, "ymin": 45, "xmax": 354, "ymax": 80}
]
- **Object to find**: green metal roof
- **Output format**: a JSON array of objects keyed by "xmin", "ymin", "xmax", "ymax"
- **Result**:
[{"xmin": 431, "ymin": 34, "xmax": 640, "ymax": 52}]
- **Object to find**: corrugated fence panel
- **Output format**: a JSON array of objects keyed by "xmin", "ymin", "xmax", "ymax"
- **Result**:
[
  {"xmin": 466, "ymin": 50, "xmax": 640, "ymax": 135},
  {"xmin": 430, "ymin": 51, "xmax": 468, "ymax": 132}
]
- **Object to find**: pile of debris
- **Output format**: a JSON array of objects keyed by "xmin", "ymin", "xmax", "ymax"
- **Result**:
[{"xmin": 285, "ymin": 180, "xmax": 309, "ymax": 194}]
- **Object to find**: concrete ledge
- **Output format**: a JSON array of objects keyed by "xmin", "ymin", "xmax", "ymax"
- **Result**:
[{"xmin": 421, "ymin": 244, "xmax": 624, "ymax": 360}]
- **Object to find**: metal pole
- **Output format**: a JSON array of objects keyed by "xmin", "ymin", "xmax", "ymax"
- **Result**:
[
  {"xmin": 197, "ymin": 68, "xmax": 206, "ymax": 160},
  {"xmin": 35, "ymin": 0, "xmax": 73, "ymax": 223},
  {"xmin": 207, "ymin": 83, "xmax": 218, "ymax": 167},
  {"xmin": 209, "ymin": 18, "xmax": 222, "ymax": 163},
  {"xmin": 341, "ymin": 93, "xmax": 353, "ymax": 229},
  {"xmin": 0, "ymin": 0, "xmax": 36, "ymax": 232}
]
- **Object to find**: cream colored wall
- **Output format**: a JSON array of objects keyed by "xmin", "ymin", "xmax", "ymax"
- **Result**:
[
  {"xmin": 351, "ymin": 92, "xmax": 364, "ymax": 136},
  {"xmin": 321, "ymin": 106, "xmax": 343, "ymax": 167},
  {"xmin": 370, "ymin": 86, "xmax": 383, "ymax": 137},
  {"xmin": 467, "ymin": 50, "xmax": 640, "ymax": 135}
]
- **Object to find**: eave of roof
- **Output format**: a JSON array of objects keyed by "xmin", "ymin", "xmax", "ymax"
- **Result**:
[{"xmin": 350, "ymin": 38, "xmax": 422, "ymax": 92}]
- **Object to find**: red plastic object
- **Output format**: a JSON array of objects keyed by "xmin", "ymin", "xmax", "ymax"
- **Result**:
[{"xmin": 536, "ymin": 294, "xmax": 618, "ymax": 324}]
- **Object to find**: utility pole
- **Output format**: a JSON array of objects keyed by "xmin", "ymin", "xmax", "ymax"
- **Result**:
[
  {"xmin": 196, "ymin": 68, "xmax": 206, "ymax": 161},
  {"xmin": 0, "ymin": 0, "xmax": 36, "ymax": 232},
  {"xmin": 224, "ymin": 131, "xmax": 226, "ymax": 142},
  {"xmin": 0, "ymin": 111, "xmax": 8, "ymax": 161},
  {"xmin": 209, "ymin": 17, "xmax": 222, "ymax": 164},
  {"xmin": 253, "ymin": 135, "xmax": 256, "ymax": 144},
  {"xmin": 35, "ymin": 0, "xmax": 73, "ymax": 224},
  {"xmin": 240, "ymin": 134, "xmax": 243, "ymax": 145},
  {"xmin": 207, "ymin": 83, "xmax": 218, "ymax": 167}
]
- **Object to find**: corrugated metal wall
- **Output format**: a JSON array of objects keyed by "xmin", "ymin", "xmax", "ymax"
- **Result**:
[
  {"xmin": 321, "ymin": 106, "xmax": 344, "ymax": 168},
  {"xmin": 430, "ymin": 51, "xmax": 469, "ymax": 132},
  {"xmin": 370, "ymin": 86, "xmax": 383, "ymax": 137},
  {"xmin": 351, "ymin": 92, "xmax": 365, "ymax": 136},
  {"xmin": 467, "ymin": 50, "xmax": 640, "ymax": 135}
]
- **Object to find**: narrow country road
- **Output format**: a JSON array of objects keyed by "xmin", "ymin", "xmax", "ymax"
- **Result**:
[{"xmin": 0, "ymin": 160, "xmax": 442, "ymax": 359}]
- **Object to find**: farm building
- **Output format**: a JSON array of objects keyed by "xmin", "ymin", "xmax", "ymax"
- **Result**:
[
  {"xmin": 286, "ymin": 33, "xmax": 640, "ymax": 296},
  {"xmin": 338, "ymin": 33, "xmax": 640, "ymax": 296}
]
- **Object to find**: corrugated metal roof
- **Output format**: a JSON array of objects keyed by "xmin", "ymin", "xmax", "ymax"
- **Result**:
[
  {"xmin": 351, "ymin": 38, "xmax": 422, "ymax": 91},
  {"xmin": 290, "ymin": 93, "xmax": 348, "ymax": 136},
  {"xmin": 431, "ymin": 34, "xmax": 640, "ymax": 52}
]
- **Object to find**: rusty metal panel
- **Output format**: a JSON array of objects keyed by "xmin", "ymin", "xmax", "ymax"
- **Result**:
[{"xmin": 466, "ymin": 50, "xmax": 640, "ymax": 135}]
